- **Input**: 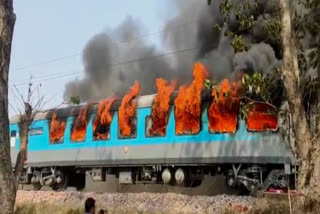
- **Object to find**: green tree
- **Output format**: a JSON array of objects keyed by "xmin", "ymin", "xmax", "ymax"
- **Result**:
[{"xmin": 215, "ymin": 0, "xmax": 320, "ymax": 212}]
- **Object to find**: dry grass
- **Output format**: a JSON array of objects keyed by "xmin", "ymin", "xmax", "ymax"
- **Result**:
[
  {"xmin": 249, "ymin": 198, "xmax": 290, "ymax": 214},
  {"xmin": 222, "ymin": 198, "xmax": 291, "ymax": 214},
  {"xmin": 14, "ymin": 203, "xmax": 175, "ymax": 214},
  {"xmin": 14, "ymin": 198, "xmax": 291, "ymax": 214},
  {"xmin": 14, "ymin": 203, "xmax": 83, "ymax": 214}
]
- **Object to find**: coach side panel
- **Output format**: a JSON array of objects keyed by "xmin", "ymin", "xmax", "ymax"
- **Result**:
[{"xmin": 25, "ymin": 107, "xmax": 295, "ymax": 167}]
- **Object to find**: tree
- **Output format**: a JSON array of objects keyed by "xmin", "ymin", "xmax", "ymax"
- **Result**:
[
  {"xmin": 0, "ymin": 0, "xmax": 15, "ymax": 213},
  {"xmin": 215, "ymin": 0, "xmax": 320, "ymax": 212},
  {"xmin": 279, "ymin": 0, "xmax": 320, "ymax": 212},
  {"xmin": 10, "ymin": 75, "xmax": 70, "ymax": 191},
  {"xmin": 10, "ymin": 77, "xmax": 46, "ymax": 189}
]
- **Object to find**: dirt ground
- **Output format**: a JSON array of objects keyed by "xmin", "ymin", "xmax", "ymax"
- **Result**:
[{"xmin": 15, "ymin": 190, "xmax": 257, "ymax": 214}]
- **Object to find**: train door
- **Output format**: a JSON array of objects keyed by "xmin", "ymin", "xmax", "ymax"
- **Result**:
[{"xmin": 10, "ymin": 130, "xmax": 17, "ymax": 148}]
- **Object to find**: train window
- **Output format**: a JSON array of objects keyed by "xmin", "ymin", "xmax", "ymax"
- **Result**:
[
  {"xmin": 92, "ymin": 116, "xmax": 112, "ymax": 141},
  {"xmin": 49, "ymin": 116, "xmax": 66, "ymax": 144},
  {"xmin": 145, "ymin": 116, "xmax": 167, "ymax": 137},
  {"xmin": 10, "ymin": 131, "xmax": 17, "ymax": 147},
  {"xmin": 29, "ymin": 128, "xmax": 43, "ymax": 136},
  {"xmin": 174, "ymin": 107, "xmax": 200, "ymax": 136},
  {"xmin": 70, "ymin": 122, "xmax": 87, "ymax": 143},
  {"xmin": 118, "ymin": 118, "xmax": 137, "ymax": 139},
  {"xmin": 10, "ymin": 130, "xmax": 17, "ymax": 137}
]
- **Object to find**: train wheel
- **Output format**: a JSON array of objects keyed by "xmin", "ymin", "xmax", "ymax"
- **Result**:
[
  {"xmin": 32, "ymin": 182, "xmax": 41, "ymax": 191},
  {"xmin": 31, "ymin": 171, "xmax": 42, "ymax": 190},
  {"xmin": 51, "ymin": 171, "xmax": 69, "ymax": 191}
]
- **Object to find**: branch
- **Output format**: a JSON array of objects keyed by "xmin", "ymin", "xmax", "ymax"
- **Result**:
[
  {"xmin": 10, "ymin": 87, "xmax": 24, "ymax": 112},
  {"xmin": 36, "ymin": 100, "xmax": 69, "ymax": 114},
  {"xmin": 239, "ymin": 96, "xmax": 277, "ymax": 109},
  {"xmin": 26, "ymin": 75, "xmax": 32, "ymax": 103},
  {"xmin": 13, "ymin": 84, "xmax": 25, "ymax": 103},
  {"xmin": 33, "ymin": 96, "xmax": 44, "ymax": 113},
  {"xmin": 311, "ymin": 131, "xmax": 320, "ymax": 143},
  {"xmin": 9, "ymin": 102, "xmax": 21, "ymax": 116}
]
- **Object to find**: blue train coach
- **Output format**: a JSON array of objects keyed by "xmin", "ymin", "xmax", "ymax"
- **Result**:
[{"xmin": 9, "ymin": 94, "xmax": 296, "ymax": 193}]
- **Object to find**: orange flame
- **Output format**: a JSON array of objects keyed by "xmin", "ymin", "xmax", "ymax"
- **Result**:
[
  {"xmin": 93, "ymin": 97, "xmax": 116, "ymax": 140},
  {"xmin": 246, "ymin": 103, "xmax": 278, "ymax": 131},
  {"xmin": 174, "ymin": 63, "xmax": 208, "ymax": 135},
  {"xmin": 49, "ymin": 113, "xmax": 66, "ymax": 143},
  {"xmin": 71, "ymin": 104, "xmax": 90, "ymax": 142},
  {"xmin": 208, "ymin": 79, "xmax": 241, "ymax": 133},
  {"xmin": 119, "ymin": 81, "xmax": 141, "ymax": 136},
  {"xmin": 150, "ymin": 78, "xmax": 176, "ymax": 136}
]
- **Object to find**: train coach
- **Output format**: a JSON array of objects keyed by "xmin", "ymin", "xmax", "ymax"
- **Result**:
[{"xmin": 9, "ymin": 94, "xmax": 296, "ymax": 193}]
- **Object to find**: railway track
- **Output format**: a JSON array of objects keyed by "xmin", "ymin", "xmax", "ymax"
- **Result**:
[{"xmin": 19, "ymin": 175, "xmax": 239, "ymax": 196}]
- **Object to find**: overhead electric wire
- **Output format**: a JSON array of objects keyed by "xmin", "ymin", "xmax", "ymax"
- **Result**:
[
  {"xmin": 12, "ymin": 44, "xmax": 209, "ymax": 87},
  {"xmin": 11, "ymin": 19, "xmax": 198, "ymax": 73},
  {"xmin": 13, "ymin": 72, "xmax": 80, "ymax": 86}
]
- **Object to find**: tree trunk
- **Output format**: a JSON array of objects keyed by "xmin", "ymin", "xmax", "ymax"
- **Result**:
[
  {"xmin": 14, "ymin": 124, "xmax": 28, "ymax": 189},
  {"xmin": 279, "ymin": 0, "xmax": 320, "ymax": 213},
  {"xmin": 0, "ymin": 0, "xmax": 15, "ymax": 213}
]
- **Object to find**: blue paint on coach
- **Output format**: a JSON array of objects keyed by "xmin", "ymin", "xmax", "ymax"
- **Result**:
[{"xmin": 10, "ymin": 106, "xmax": 276, "ymax": 152}]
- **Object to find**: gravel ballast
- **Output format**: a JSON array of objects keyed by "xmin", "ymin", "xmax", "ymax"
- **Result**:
[{"xmin": 16, "ymin": 190, "xmax": 256, "ymax": 213}]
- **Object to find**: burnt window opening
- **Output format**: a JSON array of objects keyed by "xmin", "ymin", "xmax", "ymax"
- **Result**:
[
  {"xmin": 70, "ymin": 123, "xmax": 87, "ymax": 142},
  {"xmin": 207, "ymin": 105, "xmax": 239, "ymax": 134},
  {"xmin": 118, "ymin": 118, "xmax": 137, "ymax": 139},
  {"xmin": 92, "ymin": 115, "xmax": 113, "ymax": 141},
  {"xmin": 29, "ymin": 128, "xmax": 43, "ymax": 136},
  {"xmin": 174, "ymin": 107, "xmax": 201, "ymax": 136},
  {"xmin": 49, "ymin": 116, "xmax": 66, "ymax": 144},
  {"xmin": 70, "ymin": 120, "xmax": 88, "ymax": 143},
  {"xmin": 70, "ymin": 104, "xmax": 90, "ymax": 142},
  {"xmin": 246, "ymin": 103, "xmax": 278, "ymax": 132},
  {"xmin": 145, "ymin": 116, "xmax": 167, "ymax": 137}
]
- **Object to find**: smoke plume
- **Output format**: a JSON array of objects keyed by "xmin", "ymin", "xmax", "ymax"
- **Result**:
[{"xmin": 64, "ymin": 0, "xmax": 282, "ymax": 101}]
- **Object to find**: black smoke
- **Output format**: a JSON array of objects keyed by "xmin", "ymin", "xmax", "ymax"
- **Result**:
[{"xmin": 64, "ymin": 0, "xmax": 282, "ymax": 101}]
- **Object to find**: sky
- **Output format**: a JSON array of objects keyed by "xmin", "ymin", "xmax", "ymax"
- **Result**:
[{"xmin": 9, "ymin": 0, "xmax": 176, "ymax": 116}]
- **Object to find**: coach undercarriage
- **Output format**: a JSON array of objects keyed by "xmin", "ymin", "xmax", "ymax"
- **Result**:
[{"xmin": 25, "ymin": 163, "xmax": 295, "ymax": 194}]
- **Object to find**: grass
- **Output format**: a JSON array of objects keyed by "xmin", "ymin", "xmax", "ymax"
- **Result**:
[
  {"xmin": 15, "ymin": 203, "xmax": 83, "ymax": 214},
  {"xmin": 222, "ymin": 198, "xmax": 291, "ymax": 214},
  {"xmin": 14, "ymin": 198, "xmax": 292, "ymax": 214},
  {"xmin": 14, "ymin": 203, "xmax": 175, "ymax": 214}
]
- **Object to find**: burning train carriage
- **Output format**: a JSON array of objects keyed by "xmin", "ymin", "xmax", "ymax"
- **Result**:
[{"xmin": 9, "ymin": 91, "xmax": 296, "ymax": 193}]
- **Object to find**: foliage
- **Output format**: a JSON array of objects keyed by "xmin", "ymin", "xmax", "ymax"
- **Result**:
[
  {"xmin": 227, "ymin": 33, "xmax": 248, "ymax": 53},
  {"xmin": 204, "ymin": 79, "xmax": 213, "ymax": 90},
  {"xmin": 70, "ymin": 96, "xmax": 81, "ymax": 105},
  {"xmin": 218, "ymin": 0, "xmax": 255, "ymax": 53},
  {"xmin": 241, "ymin": 73, "xmax": 275, "ymax": 103},
  {"xmin": 216, "ymin": 0, "xmax": 320, "ymax": 126}
]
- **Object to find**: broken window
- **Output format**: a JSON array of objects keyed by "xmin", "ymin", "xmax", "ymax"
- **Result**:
[
  {"xmin": 118, "ymin": 117, "xmax": 137, "ymax": 139},
  {"xmin": 49, "ymin": 113, "xmax": 66, "ymax": 144},
  {"xmin": 145, "ymin": 115, "xmax": 168, "ymax": 137},
  {"xmin": 92, "ymin": 114, "xmax": 112, "ymax": 141}
]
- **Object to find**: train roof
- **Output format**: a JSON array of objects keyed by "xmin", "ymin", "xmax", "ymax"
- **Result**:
[
  {"xmin": 9, "ymin": 89, "xmax": 211, "ymax": 124},
  {"xmin": 9, "ymin": 94, "xmax": 155, "ymax": 124}
]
